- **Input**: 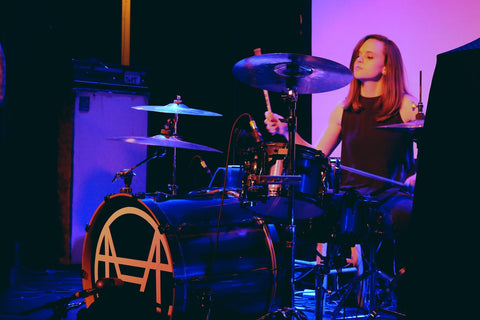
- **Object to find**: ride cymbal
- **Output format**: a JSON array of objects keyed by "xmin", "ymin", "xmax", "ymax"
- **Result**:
[{"xmin": 232, "ymin": 53, "xmax": 353, "ymax": 94}]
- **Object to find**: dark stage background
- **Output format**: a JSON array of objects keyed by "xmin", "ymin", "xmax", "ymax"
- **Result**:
[{"xmin": 0, "ymin": 0, "xmax": 312, "ymax": 269}]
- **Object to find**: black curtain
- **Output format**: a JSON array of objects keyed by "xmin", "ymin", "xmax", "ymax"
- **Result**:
[
  {"xmin": 0, "ymin": 0, "xmax": 311, "ymax": 268},
  {"xmin": 129, "ymin": 0, "xmax": 312, "ymax": 194},
  {"xmin": 406, "ymin": 38, "xmax": 480, "ymax": 319}
]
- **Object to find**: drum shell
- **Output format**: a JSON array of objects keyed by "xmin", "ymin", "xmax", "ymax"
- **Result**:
[
  {"xmin": 241, "ymin": 143, "xmax": 331, "ymax": 224},
  {"xmin": 82, "ymin": 193, "xmax": 285, "ymax": 319},
  {"xmin": 294, "ymin": 144, "xmax": 330, "ymax": 199},
  {"xmin": 241, "ymin": 142, "xmax": 331, "ymax": 200}
]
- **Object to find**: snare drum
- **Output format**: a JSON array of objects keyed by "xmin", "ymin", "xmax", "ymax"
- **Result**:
[
  {"xmin": 239, "ymin": 142, "xmax": 332, "ymax": 222},
  {"xmin": 241, "ymin": 142, "xmax": 331, "ymax": 199},
  {"xmin": 82, "ymin": 193, "xmax": 285, "ymax": 320}
]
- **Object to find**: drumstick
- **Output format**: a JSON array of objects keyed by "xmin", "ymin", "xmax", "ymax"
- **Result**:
[
  {"xmin": 253, "ymin": 48, "xmax": 273, "ymax": 114},
  {"xmin": 341, "ymin": 165, "xmax": 405, "ymax": 188}
]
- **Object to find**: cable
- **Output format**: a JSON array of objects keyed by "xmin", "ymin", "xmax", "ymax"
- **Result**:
[{"xmin": 204, "ymin": 112, "xmax": 252, "ymax": 319}]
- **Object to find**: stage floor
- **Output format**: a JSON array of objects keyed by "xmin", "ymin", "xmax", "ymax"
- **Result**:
[{"xmin": 0, "ymin": 264, "xmax": 403, "ymax": 320}]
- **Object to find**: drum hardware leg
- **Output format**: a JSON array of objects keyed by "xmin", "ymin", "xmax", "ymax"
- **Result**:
[
  {"xmin": 314, "ymin": 264, "xmax": 326, "ymax": 320},
  {"xmin": 328, "ymin": 239, "xmax": 399, "ymax": 320},
  {"xmin": 312, "ymin": 249, "xmax": 336, "ymax": 320},
  {"xmin": 367, "ymin": 268, "xmax": 407, "ymax": 319},
  {"xmin": 308, "ymin": 243, "xmax": 360, "ymax": 320},
  {"xmin": 257, "ymin": 307, "xmax": 309, "ymax": 319}
]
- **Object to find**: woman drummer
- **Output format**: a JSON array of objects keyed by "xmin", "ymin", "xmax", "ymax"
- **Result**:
[{"xmin": 264, "ymin": 34, "xmax": 417, "ymax": 311}]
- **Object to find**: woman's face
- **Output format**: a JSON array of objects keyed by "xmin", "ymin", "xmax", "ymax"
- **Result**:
[{"xmin": 353, "ymin": 38, "xmax": 386, "ymax": 82}]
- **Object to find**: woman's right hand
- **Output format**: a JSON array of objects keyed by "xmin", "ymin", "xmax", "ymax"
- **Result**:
[{"xmin": 264, "ymin": 111, "xmax": 288, "ymax": 138}]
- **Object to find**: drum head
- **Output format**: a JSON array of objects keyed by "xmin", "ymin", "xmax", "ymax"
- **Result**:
[{"xmin": 82, "ymin": 194, "xmax": 175, "ymax": 315}]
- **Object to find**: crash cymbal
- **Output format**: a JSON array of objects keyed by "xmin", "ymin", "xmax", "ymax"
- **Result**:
[
  {"xmin": 108, "ymin": 134, "xmax": 223, "ymax": 153},
  {"xmin": 375, "ymin": 119, "xmax": 424, "ymax": 134},
  {"xmin": 232, "ymin": 53, "xmax": 353, "ymax": 94},
  {"xmin": 132, "ymin": 96, "xmax": 222, "ymax": 117}
]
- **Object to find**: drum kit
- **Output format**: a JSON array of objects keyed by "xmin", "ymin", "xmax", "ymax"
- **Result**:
[{"xmin": 79, "ymin": 52, "xmax": 424, "ymax": 320}]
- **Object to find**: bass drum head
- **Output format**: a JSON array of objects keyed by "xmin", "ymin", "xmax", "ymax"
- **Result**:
[
  {"xmin": 81, "ymin": 194, "xmax": 174, "ymax": 316},
  {"xmin": 82, "ymin": 193, "xmax": 286, "ymax": 319}
]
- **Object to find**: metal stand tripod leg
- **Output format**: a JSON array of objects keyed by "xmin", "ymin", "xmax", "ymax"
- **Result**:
[
  {"xmin": 329, "ymin": 239, "xmax": 404, "ymax": 320},
  {"xmin": 314, "ymin": 265, "xmax": 327, "ymax": 320},
  {"xmin": 324, "ymin": 240, "xmax": 377, "ymax": 319},
  {"xmin": 305, "ymin": 242, "xmax": 362, "ymax": 320},
  {"xmin": 367, "ymin": 268, "xmax": 407, "ymax": 319}
]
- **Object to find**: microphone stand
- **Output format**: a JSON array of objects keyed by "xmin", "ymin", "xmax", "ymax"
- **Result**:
[
  {"xmin": 19, "ymin": 289, "xmax": 91, "ymax": 320},
  {"xmin": 112, "ymin": 149, "xmax": 166, "ymax": 194}
]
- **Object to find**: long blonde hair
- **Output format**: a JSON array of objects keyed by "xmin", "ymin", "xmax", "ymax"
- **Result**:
[{"xmin": 345, "ymin": 34, "xmax": 408, "ymax": 121}]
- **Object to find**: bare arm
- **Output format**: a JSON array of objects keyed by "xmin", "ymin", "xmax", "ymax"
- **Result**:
[
  {"xmin": 315, "ymin": 103, "xmax": 343, "ymax": 156},
  {"xmin": 264, "ymin": 111, "xmax": 314, "ymax": 148},
  {"xmin": 264, "ymin": 103, "xmax": 343, "ymax": 156},
  {"xmin": 400, "ymin": 93, "xmax": 419, "ymax": 123}
]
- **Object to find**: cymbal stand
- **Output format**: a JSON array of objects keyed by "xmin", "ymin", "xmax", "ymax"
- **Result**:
[
  {"xmin": 414, "ymin": 70, "xmax": 425, "ymax": 145},
  {"xmin": 416, "ymin": 70, "xmax": 425, "ymax": 121},
  {"xmin": 367, "ymin": 71, "xmax": 426, "ymax": 320},
  {"xmin": 169, "ymin": 113, "xmax": 180, "ymax": 195},
  {"xmin": 159, "ymin": 107, "xmax": 180, "ymax": 195},
  {"xmin": 285, "ymin": 85, "xmax": 301, "ymax": 317},
  {"xmin": 260, "ymin": 84, "xmax": 308, "ymax": 320}
]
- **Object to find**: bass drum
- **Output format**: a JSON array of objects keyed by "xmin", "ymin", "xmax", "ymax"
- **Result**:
[{"xmin": 82, "ymin": 193, "xmax": 286, "ymax": 320}]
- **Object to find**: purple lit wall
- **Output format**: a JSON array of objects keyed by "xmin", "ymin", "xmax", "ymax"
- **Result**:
[{"xmin": 311, "ymin": 0, "xmax": 480, "ymax": 157}]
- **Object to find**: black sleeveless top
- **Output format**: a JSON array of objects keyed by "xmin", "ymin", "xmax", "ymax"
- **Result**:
[{"xmin": 340, "ymin": 96, "xmax": 415, "ymax": 196}]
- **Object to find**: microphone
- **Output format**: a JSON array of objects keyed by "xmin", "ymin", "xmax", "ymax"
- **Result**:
[
  {"xmin": 198, "ymin": 156, "xmax": 212, "ymax": 177},
  {"xmin": 74, "ymin": 277, "xmax": 125, "ymax": 299},
  {"xmin": 248, "ymin": 115, "xmax": 264, "ymax": 143}
]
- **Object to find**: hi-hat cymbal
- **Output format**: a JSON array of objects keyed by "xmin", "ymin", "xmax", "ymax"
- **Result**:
[
  {"xmin": 375, "ymin": 119, "xmax": 424, "ymax": 134},
  {"xmin": 232, "ymin": 53, "xmax": 353, "ymax": 94},
  {"xmin": 132, "ymin": 96, "xmax": 222, "ymax": 117},
  {"xmin": 108, "ymin": 135, "xmax": 223, "ymax": 153}
]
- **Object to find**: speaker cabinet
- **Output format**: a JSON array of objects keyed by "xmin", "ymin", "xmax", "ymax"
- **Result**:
[{"xmin": 59, "ymin": 89, "xmax": 149, "ymax": 264}]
